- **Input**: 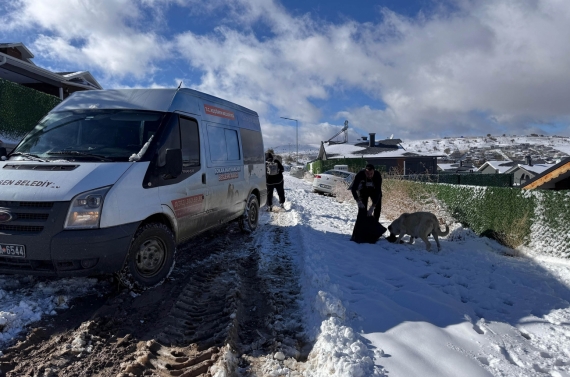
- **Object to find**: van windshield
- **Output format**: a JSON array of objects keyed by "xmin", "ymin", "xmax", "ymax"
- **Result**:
[{"xmin": 11, "ymin": 110, "xmax": 165, "ymax": 162}]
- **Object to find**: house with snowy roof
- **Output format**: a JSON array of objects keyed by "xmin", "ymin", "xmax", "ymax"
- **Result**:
[
  {"xmin": 317, "ymin": 132, "xmax": 445, "ymax": 174},
  {"xmin": 522, "ymin": 158, "xmax": 570, "ymax": 190},
  {"xmin": 437, "ymin": 161, "xmax": 477, "ymax": 173},
  {"xmin": 0, "ymin": 42, "xmax": 102, "ymax": 99},
  {"xmin": 504, "ymin": 156, "xmax": 553, "ymax": 186},
  {"xmin": 477, "ymin": 160, "xmax": 513, "ymax": 174}
]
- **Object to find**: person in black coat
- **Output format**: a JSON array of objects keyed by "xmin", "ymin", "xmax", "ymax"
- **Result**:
[
  {"xmin": 349, "ymin": 163, "xmax": 385, "ymax": 243},
  {"xmin": 265, "ymin": 152, "xmax": 285, "ymax": 211},
  {"xmin": 351, "ymin": 163, "xmax": 383, "ymax": 222}
]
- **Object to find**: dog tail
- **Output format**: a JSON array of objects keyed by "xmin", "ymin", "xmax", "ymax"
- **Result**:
[{"xmin": 435, "ymin": 224, "xmax": 450, "ymax": 236}]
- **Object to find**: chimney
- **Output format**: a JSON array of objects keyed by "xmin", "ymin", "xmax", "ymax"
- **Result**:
[
  {"xmin": 525, "ymin": 155, "xmax": 532, "ymax": 166},
  {"xmin": 369, "ymin": 133, "xmax": 376, "ymax": 148}
]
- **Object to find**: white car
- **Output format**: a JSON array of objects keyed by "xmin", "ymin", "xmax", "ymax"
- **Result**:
[
  {"xmin": 290, "ymin": 165, "xmax": 305, "ymax": 178},
  {"xmin": 312, "ymin": 169, "xmax": 355, "ymax": 195}
]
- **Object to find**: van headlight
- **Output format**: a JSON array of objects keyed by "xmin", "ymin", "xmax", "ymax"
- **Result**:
[{"xmin": 64, "ymin": 186, "xmax": 111, "ymax": 229}]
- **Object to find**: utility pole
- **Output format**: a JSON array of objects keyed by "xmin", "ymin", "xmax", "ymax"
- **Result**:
[{"xmin": 280, "ymin": 117, "xmax": 299, "ymax": 164}]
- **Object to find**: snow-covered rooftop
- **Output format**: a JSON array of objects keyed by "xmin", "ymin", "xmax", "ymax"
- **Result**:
[
  {"xmin": 477, "ymin": 160, "xmax": 513, "ymax": 173},
  {"xmin": 506, "ymin": 163, "xmax": 553, "ymax": 175}
]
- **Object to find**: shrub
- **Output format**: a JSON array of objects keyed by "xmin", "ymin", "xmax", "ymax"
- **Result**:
[
  {"xmin": 332, "ymin": 182, "xmax": 353, "ymax": 203},
  {"xmin": 381, "ymin": 171, "xmax": 448, "ymax": 222}
]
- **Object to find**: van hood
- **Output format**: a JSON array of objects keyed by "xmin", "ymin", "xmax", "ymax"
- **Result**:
[{"xmin": 0, "ymin": 161, "xmax": 135, "ymax": 202}]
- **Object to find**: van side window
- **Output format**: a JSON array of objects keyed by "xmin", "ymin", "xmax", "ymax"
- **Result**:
[
  {"xmin": 207, "ymin": 125, "xmax": 241, "ymax": 161},
  {"xmin": 240, "ymin": 129, "xmax": 264, "ymax": 164},
  {"xmin": 180, "ymin": 117, "xmax": 200, "ymax": 166},
  {"xmin": 225, "ymin": 129, "xmax": 240, "ymax": 160},
  {"xmin": 157, "ymin": 115, "xmax": 180, "ymax": 167}
]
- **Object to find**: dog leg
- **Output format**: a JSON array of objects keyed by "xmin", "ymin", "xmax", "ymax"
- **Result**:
[
  {"xmin": 433, "ymin": 233, "xmax": 441, "ymax": 251},
  {"xmin": 420, "ymin": 234, "xmax": 431, "ymax": 251},
  {"xmin": 396, "ymin": 232, "xmax": 405, "ymax": 244}
]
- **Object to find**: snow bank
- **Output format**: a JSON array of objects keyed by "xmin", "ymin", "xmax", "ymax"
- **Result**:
[{"xmin": 0, "ymin": 276, "xmax": 102, "ymax": 349}]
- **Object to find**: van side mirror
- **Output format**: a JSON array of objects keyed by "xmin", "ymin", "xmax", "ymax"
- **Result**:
[{"xmin": 164, "ymin": 148, "xmax": 182, "ymax": 178}]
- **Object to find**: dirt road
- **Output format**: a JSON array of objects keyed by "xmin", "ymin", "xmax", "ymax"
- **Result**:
[{"xmin": 0, "ymin": 216, "xmax": 307, "ymax": 377}]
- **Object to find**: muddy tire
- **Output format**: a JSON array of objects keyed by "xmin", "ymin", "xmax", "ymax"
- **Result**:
[
  {"xmin": 118, "ymin": 223, "xmax": 176, "ymax": 290},
  {"xmin": 239, "ymin": 194, "xmax": 259, "ymax": 233}
]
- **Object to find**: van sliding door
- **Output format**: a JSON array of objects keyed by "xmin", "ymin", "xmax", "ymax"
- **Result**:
[{"xmin": 204, "ymin": 123, "xmax": 244, "ymax": 225}]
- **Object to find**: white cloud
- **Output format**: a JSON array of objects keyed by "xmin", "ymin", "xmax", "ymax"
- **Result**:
[
  {"xmin": 2, "ymin": 0, "xmax": 570, "ymax": 143},
  {"xmin": 2, "ymin": 0, "xmax": 170, "ymax": 78},
  {"xmin": 175, "ymin": 0, "xmax": 570, "ymax": 139}
]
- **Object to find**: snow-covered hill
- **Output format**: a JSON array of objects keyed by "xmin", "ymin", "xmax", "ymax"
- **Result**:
[
  {"xmin": 401, "ymin": 135, "xmax": 570, "ymax": 156},
  {"xmin": 269, "ymin": 135, "xmax": 570, "ymax": 165}
]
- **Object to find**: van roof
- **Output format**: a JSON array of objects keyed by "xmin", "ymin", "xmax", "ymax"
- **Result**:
[{"xmin": 50, "ymin": 88, "xmax": 258, "ymax": 116}]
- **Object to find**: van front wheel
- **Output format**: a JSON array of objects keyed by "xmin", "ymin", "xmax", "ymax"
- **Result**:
[
  {"xmin": 239, "ymin": 194, "xmax": 259, "ymax": 233},
  {"xmin": 118, "ymin": 223, "xmax": 176, "ymax": 290}
]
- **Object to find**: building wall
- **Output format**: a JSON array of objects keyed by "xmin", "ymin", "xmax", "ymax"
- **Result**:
[
  {"xmin": 480, "ymin": 165, "xmax": 499, "ymax": 174},
  {"xmin": 512, "ymin": 168, "xmax": 534, "ymax": 186},
  {"xmin": 366, "ymin": 157, "xmax": 439, "ymax": 174}
]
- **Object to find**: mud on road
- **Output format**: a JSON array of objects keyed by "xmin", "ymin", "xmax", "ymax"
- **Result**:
[{"xmin": 0, "ymin": 215, "xmax": 308, "ymax": 377}]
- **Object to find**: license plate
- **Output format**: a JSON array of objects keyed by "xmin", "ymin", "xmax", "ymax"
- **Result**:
[
  {"xmin": 0, "ymin": 244, "xmax": 26, "ymax": 258},
  {"xmin": 320, "ymin": 184, "xmax": 332, "ymax": 189}
]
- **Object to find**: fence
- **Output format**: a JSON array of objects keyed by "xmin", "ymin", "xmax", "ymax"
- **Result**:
[
  {"xmin": 423, "ymin": 182, "xmax": 570, "ymax": 258},
  {"xmin": 390, "ymin": 173, "xmax": 514, "ymax": 187},
  {"xmin": 0, "ymin": 78, "xmax": 61, "ymax": 139}
]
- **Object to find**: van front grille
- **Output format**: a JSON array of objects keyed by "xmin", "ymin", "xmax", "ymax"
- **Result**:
[
  {"xmin": 0, "ymin": 224, "xmax": 44, "ymax": 233},
  {"xmin": 19, "ymin": 202, "xmax": 54, "ymax": 208},
  {"xmin": 0, "ymin": 201, "xmax": 55, "ymax": 234},
  {"xmin": 13, "ymin": 213, "xmax": 50, "ymax": 221}
]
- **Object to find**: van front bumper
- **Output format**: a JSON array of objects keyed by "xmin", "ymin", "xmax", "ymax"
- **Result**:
[{"xmin": 0, "ymin": 222, "xmax": 139, "ymax": 277}]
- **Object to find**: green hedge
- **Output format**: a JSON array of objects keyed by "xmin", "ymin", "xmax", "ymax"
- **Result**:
[
  {"xmin": 0, "ymin": 78, "xmax": 61, "ymax": 139},
  {"xmin": 432, "ymin": 184, "xmax": 534, "ymax": 244},
  {"xmin": 403, "ymin": 181, "xmax": 570, "ymax": 257},
  {"xmin": 398, "ymin": 173, "xmax": 513, "ymax": 187},
  {"xmin": 524, "ymin": 189, "xmax": 570, "ymax": 258}
]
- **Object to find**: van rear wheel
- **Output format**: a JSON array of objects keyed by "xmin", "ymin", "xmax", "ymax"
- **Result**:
[
  {"xmin": 118, "ymin": 223, "xmax": 176, "ymax": 290},
  {"xmin": 239, "ymin": 194, "xmax": 259, "ymax": 233}
]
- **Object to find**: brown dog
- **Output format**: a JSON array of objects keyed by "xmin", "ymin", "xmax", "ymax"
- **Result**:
[{"xmin": 387, "ymin": 212, "xmax": 449, "ymax": 251}]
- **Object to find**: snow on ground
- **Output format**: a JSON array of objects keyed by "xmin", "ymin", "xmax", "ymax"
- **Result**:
[
  {"xmin": 277, "ymin": 173, "xmax": 570, "ymax": 377},
  {"xmin": 1, "ymin": 172, "xmax": 570, "ymax": 376},
  {"xmin": 0, "ymin": 276, "xmax": 103, "ymax": 349}
]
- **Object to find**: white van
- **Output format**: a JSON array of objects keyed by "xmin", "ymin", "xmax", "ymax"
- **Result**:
[{"xmin": 0, "ymin": 88, "xmax": 267, "ymax": 288}]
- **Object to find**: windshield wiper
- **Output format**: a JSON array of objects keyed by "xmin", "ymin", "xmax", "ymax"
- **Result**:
[
  {"xmin": 9, "ymin": 152, "xmax": 47, "ymax": 162},
  {"xmin": 47, "ymin": 151, "xmax": 113, "ymax": 162}
]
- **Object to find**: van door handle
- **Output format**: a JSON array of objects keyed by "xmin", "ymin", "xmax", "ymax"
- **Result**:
[{"xmin": 202, "ymin": 173, "xmax": 206, "ymax": 184}]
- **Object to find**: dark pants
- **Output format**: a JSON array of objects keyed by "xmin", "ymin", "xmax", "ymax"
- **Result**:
[
  {"xmin": 267, "ymin": 181, "xmax": 285, "ymax": 207},
  {"xmin": 359, "ymin": 192, "xmax": 382, "ymax": 222}
]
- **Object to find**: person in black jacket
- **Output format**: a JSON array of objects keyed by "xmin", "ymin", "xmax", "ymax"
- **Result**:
[
  {"xmin": 265, "ymin": 152, "xmax": 285, "ymax": 211},
  {"xmin": 351, "ymin": 163, "xmax": 383, "ymax": 222}
]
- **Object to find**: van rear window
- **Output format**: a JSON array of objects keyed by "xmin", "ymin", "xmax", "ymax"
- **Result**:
[{"xmin": 240, "ymin": 129, "xmax": 264, "ymax": 164}]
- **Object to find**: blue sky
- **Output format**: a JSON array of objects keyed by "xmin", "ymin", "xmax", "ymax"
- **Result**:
[{"xmin": 2, "ymin": 0, "xmax": 570, "ymax": 148}]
